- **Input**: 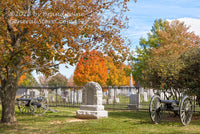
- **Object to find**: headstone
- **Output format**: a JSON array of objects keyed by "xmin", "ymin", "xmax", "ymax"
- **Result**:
[
  {"xmin": 16, "ymin": 88, "xmax": 26, "ymax": 96},
  {"xmin": 76, "ymin": 82, "xmax": 108, "ymax": 119},
  {"xmin": 157, "ymin": 90, "xmax": 161, "ymax": 95},
  {"xmin": 30, "ymin": 90, "xmax": 35, "ymax": 97},
  {"xmin": 108, "ymin": 87, "xmax": 115, "ymax": 99},
  {"xmin": 143, "ymin": 92, "xmax": 148, "ymax": 102},
  {"xmin": 108, "ymin": 87, "xmax": 114, "ymax": 104},
  {"xmin": 50, "ymin": 96, "xmax": 55, "ymax": 102},
  {"xmin": 77, "ymin": 90, "xmax": 82, "ymax": 103},
  {"xmin": 166, "ymin": 92, "xmax": 170, "ymax": 98},
  {"xmin": 115, "ymin": 98, "xmax": 120, "ymax": 103},
  {"xmin": 149, "ymin": 89, "xmax": 154, "ymax": 98},
  {"xmin": 73, "ymin": 90, "xmax": 77, "ymax": 103},
  {"xmin": 57, "ymin": 88, "xmax": 62, "ymax": 96},
  {"xmin": 139, "ymin": 87, "xmax": 144, "ymax": 95},
  {"xmin": 28, "ymin": 89, "xmax": 40, "ymax": 97},
  {"xmin": 65, "ymin": 89, "xmax": 71, "ymax": 102},
  {"xmin": 102, "ymin": 99, "xmax": 107, "ymax": 104},
  {"xmin": 62, "ymin": 97, "xmax": 68, "ymax": 103},
  {"xmin": 108, "ymin": 99, "xmax": 113, "ymax": 104},
  {"xmin": 160, "ymin": 92, "xmax": 165, "ymax": 100},
  {"xmin": 70, "ymin": 90, "xmax": 74, "ymax": 103},
  {"xmin": 44, "ymin": 90, "xmax": 48, "ymax": 98},
  {"xmin": 128, "ymin": 94, "xmax": 142, "ymax": 109}
]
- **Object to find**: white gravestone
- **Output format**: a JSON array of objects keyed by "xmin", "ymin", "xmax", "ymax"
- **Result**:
[
  {"xmin": 160, "ymin": 92, "xmax": 165, "ymax": 100},
  {"xmin": 44, "ymin": 90, "xmax": 48, "ymax": 98},
  {"xmin": 139, "ymin": 87, "xmax": 144, "ymax": 95},
  {"xmin": 108, "ymin": 87, "xmax": 114, "ymax": 99},
  {"xmin": 73, "ymin": 91, "xmax": 77, "ymax": 103},
  {"xmin": 77, "ymin": 90, "xmax": 82, "ymax": 103},
  {"xmin": 143, "ymin": 92, "xmax": 148, "ymax": 102},
  {"xmin": 28, "ymin": 89, "xmax": 40, "ymax": 97},
  {"xmin": 65, "ymin": 89, "xmax": 71, "ymax": 102},
  {"xmin": 102, "ymin": 99, "xmax": 107, "ymax": 104},
  {"xmin": 108, "ymin": 87, "xmax": 115, "ymax": 104},
  {"xmin": 115, "ymin": 98, "xmax": 120, "ymax": 103},
  {"xmin": 57, "ymin": 88, "xmax": 62, "ymax": 96},
  {"xmin": 50, "ymin": 96, "xmax": 55, "ymax": 102},
  {"xmin": 149, "ymin": 89, "xmax": 154, "ymax": 98},
  {"xmin": 76, "ymin": 82, "xmax": 108, "ymax": 119},
  {"xmin": 30, "ymin": 90, "xmax": 36, "ymax": 97},
  {"xmin": 70, "ymin": 90, "xmax": 74, "ymax": 103}
]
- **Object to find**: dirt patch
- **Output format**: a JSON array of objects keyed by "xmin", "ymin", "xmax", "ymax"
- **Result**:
[
  {"xmin": 67, "ymin": 119, "xmax": 86, "ymax": 123},
  {"xmin": 49, "ymin": 119, "xmax": 86, "ymax": 124},
  {"xmin": 49, "ymin": 120, "xmax": 63, "ymax": 125}
]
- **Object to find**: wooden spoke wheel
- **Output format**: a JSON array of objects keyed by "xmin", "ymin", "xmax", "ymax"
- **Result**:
[
  {"xmin": 149, "ymin": 95, "xmax": 163, "ymax": 124},
  {"xmin": 30, "ymin": 95, "xmax": 49, "ymax": 116},
  {"xmin": 17, "ymin": 95, "xmax": 32, "ymax": 114},
  {"xmin": 179, "ymin": 96, "xmax": 193, "ymax": 126}
]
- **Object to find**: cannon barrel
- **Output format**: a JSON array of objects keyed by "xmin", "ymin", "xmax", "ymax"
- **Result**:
[
  {"xmin": 16, "ymin": 98, "xmax": 32, "ymax": 101},
  {"xmin": 160, "ymin": 100, "xmax": 179, "ymax": 105}
]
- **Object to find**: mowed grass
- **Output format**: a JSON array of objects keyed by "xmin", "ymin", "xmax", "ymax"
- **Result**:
[{"xmin": 0, "ymin": 106, "xmax": 200, "ymax": 134}]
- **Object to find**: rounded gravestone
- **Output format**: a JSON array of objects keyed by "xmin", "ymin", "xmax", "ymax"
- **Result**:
[{"xmin": 76, "ymin": 82, "xmax": 108, "ymax": 119}]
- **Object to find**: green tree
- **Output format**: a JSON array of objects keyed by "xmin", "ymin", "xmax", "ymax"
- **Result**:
[
  {"xmin": 47, "ymin": 73, "xmax": 68, "ymax": 87},
  {"xmin": 131, "ymin": 19, "xmax": 166, "ymax": 87},
  {"xmin": 144, "ymin": 20, "xmax": 200, "ymax": 99},
  {"xmin": 178, "ymin": 47, "xmax": 200, "ymax": 105}
]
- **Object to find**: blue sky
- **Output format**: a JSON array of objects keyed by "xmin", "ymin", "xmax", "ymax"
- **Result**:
[
  {"xmin": 33, "ymin": 0, "xmax": 200, "ymax": 80},
  {"xmin": 124, "ymin": 0, "xmax": 200, "ymax": 49}
]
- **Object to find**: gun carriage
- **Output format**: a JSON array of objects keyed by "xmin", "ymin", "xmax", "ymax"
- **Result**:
[
  {"xmin": 149, "ymin": 95, "xmax": 193, "ymax": 126},
  {"xmin": 16, "ymin": 94, "xmax": 49, "ymax": 116}
]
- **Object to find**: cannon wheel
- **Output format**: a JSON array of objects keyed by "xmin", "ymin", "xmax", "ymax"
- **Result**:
[
  {"xmin": 179, "ymin": 96, "xmax": 193, "ymax": 126},
  {"xmin": 149, "ymin": 95, "xmax": 163, "ymax": 124},
  {"xmin": 17, "ymin": 95, "xmax": 33, "ymax": 114},
  {"xmin": 30, "ymin": 95, "xmax": 49, "ymax": 116}
]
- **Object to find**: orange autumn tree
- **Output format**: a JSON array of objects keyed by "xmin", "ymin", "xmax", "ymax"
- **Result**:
[
  {"xmin": 74, "ymin": 50, "xmax": 108, "ymax": 86},
  {"xmin": 106, "ymin": 57, "xmax": 134, "ymax": 86}
]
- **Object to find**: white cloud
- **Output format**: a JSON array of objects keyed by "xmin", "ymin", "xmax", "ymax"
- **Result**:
[{"xmin": 167, "ymin": 17, "xmax": 200, "ymax": 36}]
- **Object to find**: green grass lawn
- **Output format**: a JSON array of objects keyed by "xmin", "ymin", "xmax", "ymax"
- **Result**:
[{"xmin": 0, "ymin": 106, "xmax": 200, "ymax": 134}]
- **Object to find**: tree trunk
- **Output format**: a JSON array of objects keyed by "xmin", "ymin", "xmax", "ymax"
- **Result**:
[{"xmin": 0, "ymin": 77, "xmax": 18, "ymax": 125}]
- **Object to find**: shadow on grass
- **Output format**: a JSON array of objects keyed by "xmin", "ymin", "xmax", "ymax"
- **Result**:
[
  {"xmin": 108, "ymin": 110, "xmax": 199, "ymax": 126},
  {"xmin": 109, "ymin": 110, "xmax": 150, "ymax": 120}
]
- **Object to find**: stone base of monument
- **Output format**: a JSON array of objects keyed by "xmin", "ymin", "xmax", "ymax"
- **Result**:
[
  {"xmin": 128, "ymin": 104, "xmax": 142, "ymax": 109},
  {"xmin": 76, "ymin": 105, "xmax": 108, "ymax": 119}
]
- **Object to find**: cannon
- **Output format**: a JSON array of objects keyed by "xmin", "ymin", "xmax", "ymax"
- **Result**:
[
  {"xmin": 149, "ymin": 95, "xmax": 193, "ymax": 126},
  {"xmin": 16, "ymin": 94, "xmax": 49, "ymax": 116}
]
